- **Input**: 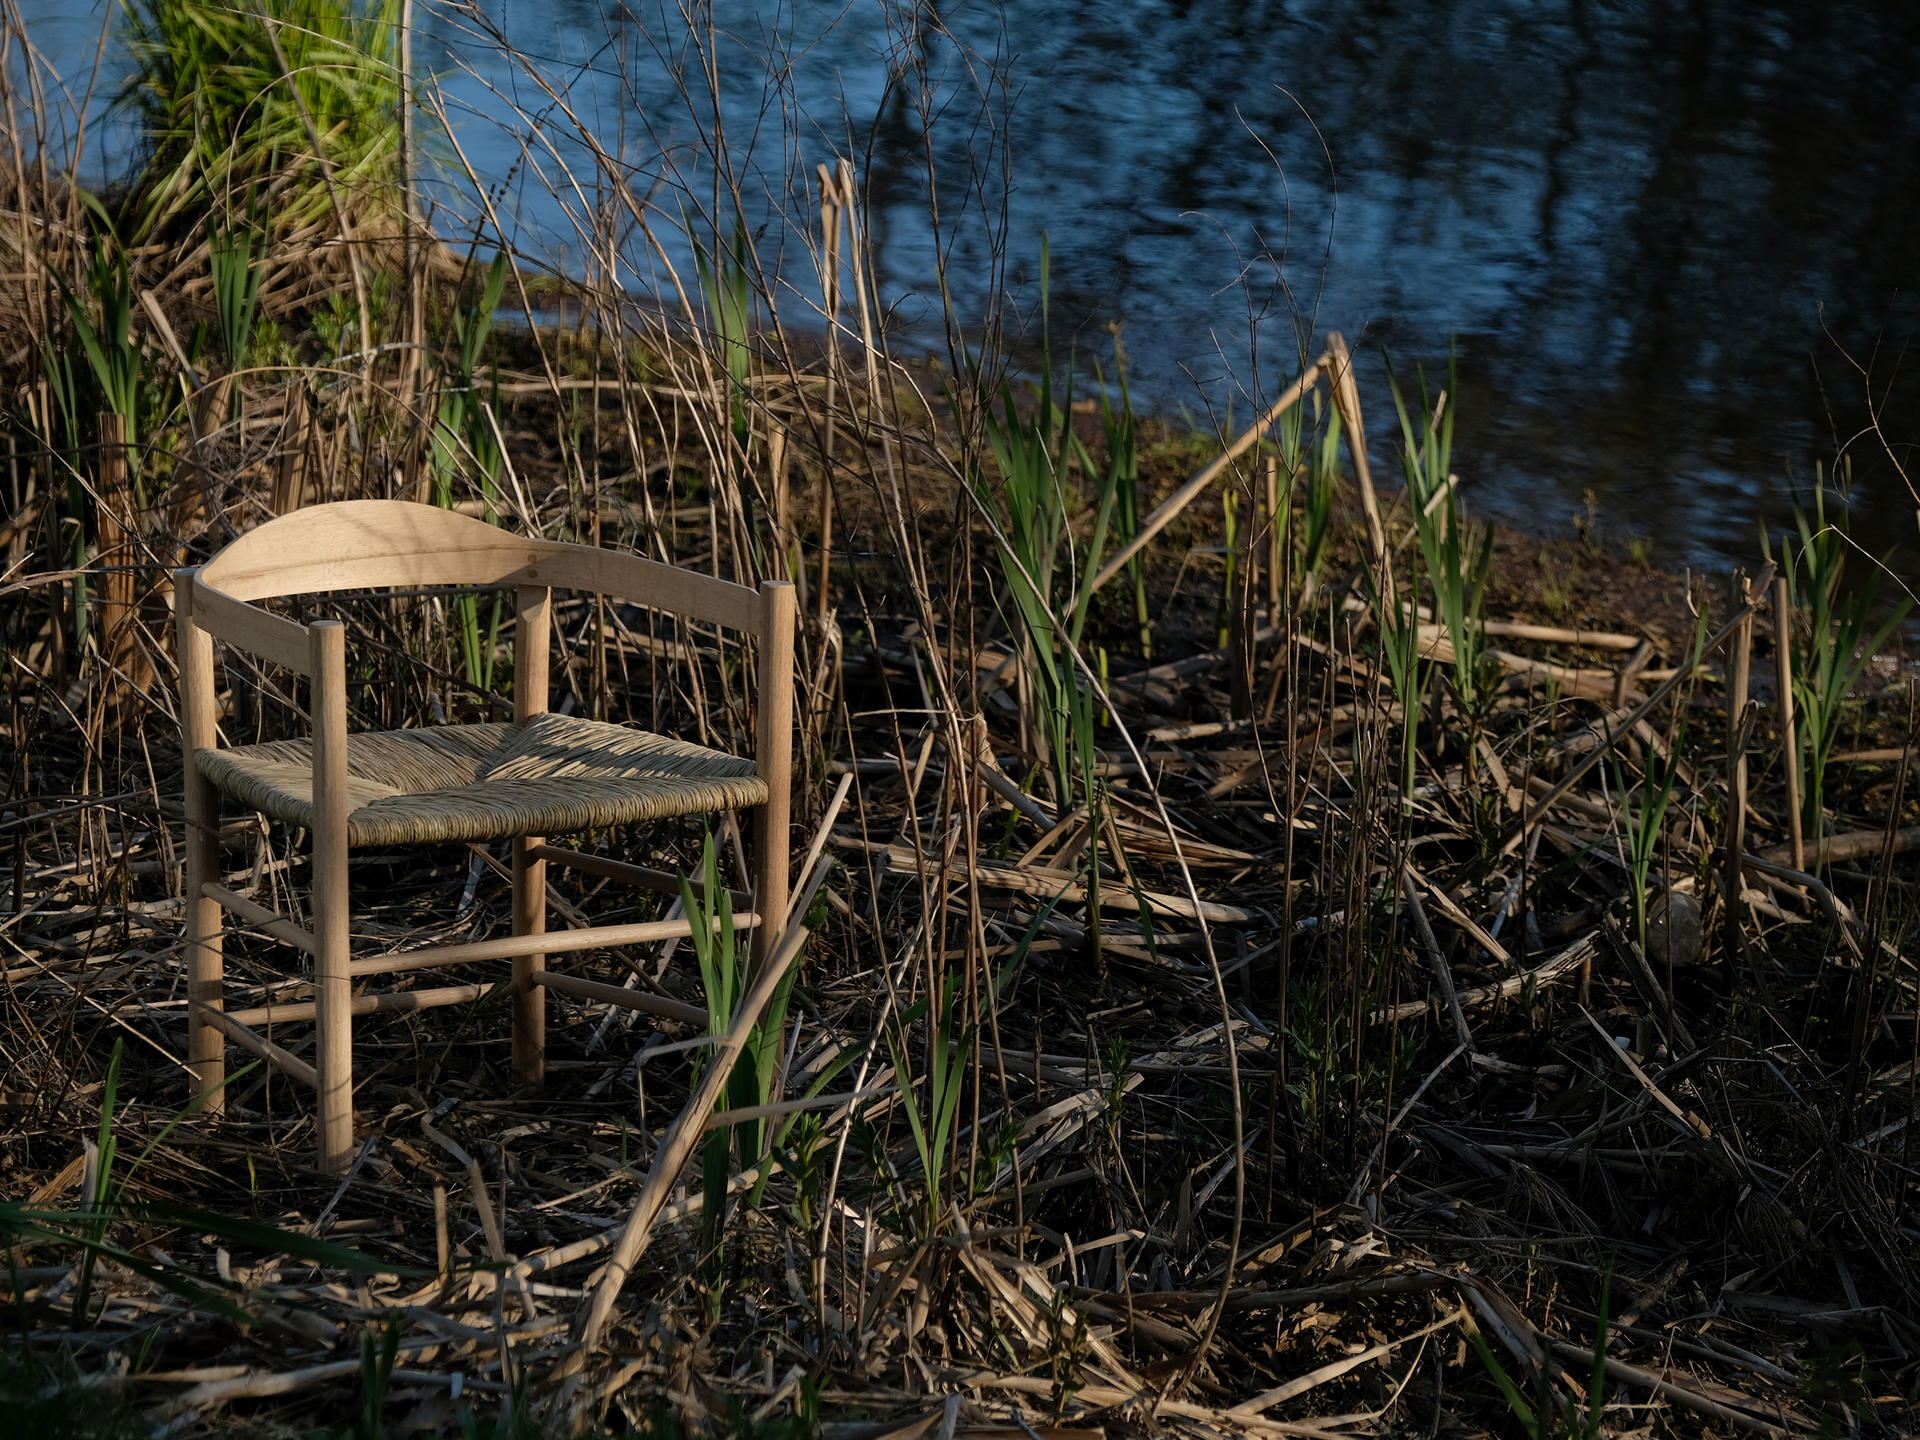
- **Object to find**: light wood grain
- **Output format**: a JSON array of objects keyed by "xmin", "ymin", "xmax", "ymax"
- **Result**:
[
  {"xmin": 525, "ymin": 970, "xmax": 707, "ymax": 1026},
  {"xmin": 512, "ymin": 583, "xmax": 550, "ymax": 1087},
  {"xmin": 346, "ymin": 912, "xmax": 762, "ymax": 977},
  {"xmin": 175, "ymin": 501, "xmax": 798, "ymax": 1170},
  {"xmin": 190, "ymin": 576, "xmax": 312, "ymax": 674},
  {"xmin": 225, "ymin": 983, "xmax": 491, "ymax": 1026},
  {"xmin": 177, "ymin": 569, "xmax": 227, "ymax": 1112},
  {"xmin": 197, "ymin": 499, "xmax": 761, "ymax": 633},
  {"xmin": 310, "ymin": 621, "xmax": 354, "ymax": 1173},
  {"xmin": 752, "ymin": 580, "xmax": 796, "ymax": 974},
  {"xmin": 192, "ymin": 1002, "xmax": 319, "ymax": 1090},
  {"xmin": 201, "ymin": 883, "xmax": 316, "ymax": 954},
  {"xmin": 526, "ymin": 843, "xmax": 752, "ymax": 911}
]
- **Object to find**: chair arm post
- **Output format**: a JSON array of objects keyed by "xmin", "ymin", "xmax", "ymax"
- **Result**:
[{"xmin": 176, "ymin": 569, "xmax": 226, "ymax": 1111}]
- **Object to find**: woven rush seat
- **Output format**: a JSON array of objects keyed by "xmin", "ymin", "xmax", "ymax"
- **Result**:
[{"xmin": 197, "ymin": 711, "xmax": 767, "ymax": 848}]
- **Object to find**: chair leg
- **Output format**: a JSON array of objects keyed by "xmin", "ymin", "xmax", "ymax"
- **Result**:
[
  {"xmin": 311, "ymin": 621, "xmax": 354, "ymax": 1174},
  {"xmin": 512, "ymin": 834, "xmax": 546, "ymax": 1086},
  {"xmin": 178, "ymin": 573, "xmax": 225, "ymax": 1110},
  {"xmin": 750, "ymin": 799, "xmax": 790, "ymax": 977},
  {"xmin": 312, "ymin": 818, "xmax": 354, "ymax": 1174},
  {"xmin": 183, "ymin": 786, "xmax": 225, "ymax": 1111}
]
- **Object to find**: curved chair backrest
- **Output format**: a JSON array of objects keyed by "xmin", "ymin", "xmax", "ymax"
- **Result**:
[
  {"xmin": 198, "ymin": 500, "xmax": 765, "ymax": 634},
  {"xmin": 182, "ymin": 501, "xmax": 790, "ymax": 678}
]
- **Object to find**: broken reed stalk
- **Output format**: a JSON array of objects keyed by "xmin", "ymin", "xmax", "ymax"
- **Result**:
[
  {"xmin": 96, "ymin": 409, "xmax": 131, "ymax": 679},
  {"xmin": 1323, "ymin": 331, "xmax": 1393, "ymax": 603},
  {"xmin": 571, "ymin": 855, "xmax": 829, "ymax": 1355},
  {"xmin": 273, "ymin": 385, "xmax": 311, "ymax": 516},
  {"xmin": 768, "ymin": 419, "xmax": 789, "ymax": 579},
  {"xmin": 1264, "ymin": 451, "xmax": 1282, "ymax": 612},
  {"xmin": 1400, "ymin": 868, "xmax": 1472, "ymax": 1051},
  {"xmin": 814, "ymin": 161, "xmax": 845, "ymax": 628},
  {"xmin": 1088, "ymin": 354, "xmax": 1325, "ymax": 595}
]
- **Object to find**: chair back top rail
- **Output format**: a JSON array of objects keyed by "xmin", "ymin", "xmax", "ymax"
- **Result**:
[{"xmin": 191, "ymin": 501, "xmax": 772, "ymax": 643}]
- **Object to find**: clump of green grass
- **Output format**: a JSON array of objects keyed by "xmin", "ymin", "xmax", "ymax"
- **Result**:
[
  {"xmin": 1389, "ymin": 349, "xmax": 1494, "ymax": 720},
  {"xmin": 1772, "ymin": 472, "xmax": 1913, "ymax": 848},
  {"xmin": 975, "ymin": 239, "xmax": 1119, "ymax": 812},
  {"xmin": 1614, "ymin": 726, "xmax": 1686, "ymax": 954},
  {"xmin": 115, "ymin": 0, "xmax": 403, "ymax": 239}
]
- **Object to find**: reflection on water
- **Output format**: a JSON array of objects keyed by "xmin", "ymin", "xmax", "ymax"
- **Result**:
[{"xmin": 21, "ymin": 0, "xmax": 1920, "ymax": 573}]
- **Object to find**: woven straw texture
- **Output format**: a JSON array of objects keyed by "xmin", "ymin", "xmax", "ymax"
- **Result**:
[{"xmin": 197, "ymin": 713, "xmax": 767, "ymax": 848}]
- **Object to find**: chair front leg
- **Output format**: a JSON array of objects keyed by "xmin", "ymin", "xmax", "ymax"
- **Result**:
[
  {"xmin": 511, "ymin": 582, "xmax": 550, "ymax": 1088},
  {"xmin": 183, "ymin": 777, "xmax": 226, "ymax": 1109},
  {"xmin": 178, "ymin": 570, "xmax": 226, "ymax": 1110},
  {"xmin": 512, "ymin": 835, "xmax": 546, "ymax": 1086},
  {"xmin": 751, "ymin": 579, "xmax": 796, "ymax": 973},
  {"xmin": 750, "ymin": 798, "xmax": 790, "ymax": 976},
  {"xmin": 311, "ymin": 621, "xmax": 355, "ymax": 1174}
]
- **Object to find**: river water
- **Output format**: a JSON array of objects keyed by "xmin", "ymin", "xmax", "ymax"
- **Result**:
[{"xmin": 22, "ymin": 0, "xmax": 1920, "ymax": 576}]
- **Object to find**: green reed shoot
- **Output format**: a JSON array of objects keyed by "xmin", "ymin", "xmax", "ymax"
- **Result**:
[
  {"xmin": 427, "ymin": 254, "xmax": 510, "ymax": 691},
  {"xmin": 1371, "ymin": 546, "xmax": 1424, "ymax": 803},
  {"xmin": 680, "ymin": 833, "xmax": 803, "ymax": 1271},
  {"xmin": 41, "ymin": 222, "xmax": 149, "ymax": 653},
  {"xmin": 1614, "ymin": 726, "xmax": 1686, "ymax": 953},
  {"xmin": 884, "ymin": 972, "xmax": 971, "ymax": 1236},
  {"xmin": 1774, "ymin": 474, "xmax": 1912, "ymax": 848},
  {"xmin": 354, "ymin": 1315, "xmax": 403, "ymax": 1440},
  {"xmin": 1389, "ymin": 349, "xmax": 1493, "ymax": 716},
  {"xmin": 1614, "ymin": 607, "xmax": 1705, "ymax": 946},
  {"xmin": 1093, "ymin": 351, "xmax": 1149, "ymax": 655},
  {"xmin": 695, "ymin": 217, "xmax": 754, "ymax": 453},
  {"xmin": 1216, "ymin": 484, "xmax": 1239, "ymax": 650},
  {"xmin": 430, "ymin": 252, "xmax": 509, "ymax": 508},
  {"xmin": 1467, "ymin": 1273, "xmax": 1612, "ymax": 1440},
  {"xmin": 978, "ymin": 239, "xmax": 1119, "ymax": 811},
  {"xmin": 56, "ymin": 248, "xmax": 143, "ymax": 444},
  {"xmin": 70, "ymin": 1039, "xmax": 124, "ymax": 1325},
  {"xmin": 1298, "ymin": 395, "xmax": 1342, "ymax": 606},
  {"xmin": 210, "ymin": 214, "xmax": 263, "ymax": 396},
  {"xmin": 976, "ymin": 247, "xmax": 1132, "ymax": 978}
]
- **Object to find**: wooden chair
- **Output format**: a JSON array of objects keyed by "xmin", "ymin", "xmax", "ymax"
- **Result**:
[{"xmin": 176, "ymin": 500, "xmax": 794, "ymax": 1172}]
